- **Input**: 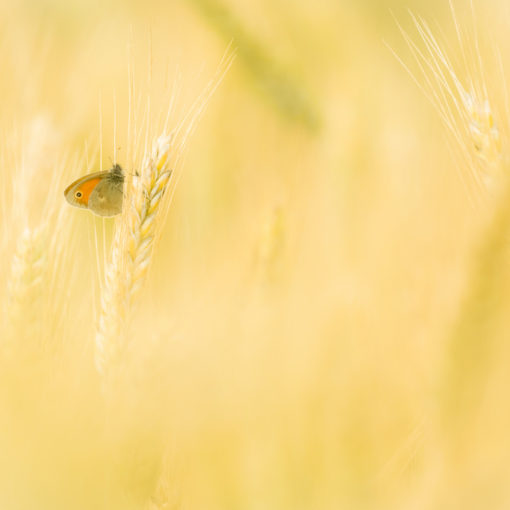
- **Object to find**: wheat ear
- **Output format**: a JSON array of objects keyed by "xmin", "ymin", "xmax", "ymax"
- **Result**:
[
  {"xmin": 95, "ymin": 135, "xmax": 173, "ymax": 374},
  {"xmin": 95, "ymin": 50, "xmax": 235, "ymax": 376},
  {"xmin": 393, "ymin": 6, "xmax": 507, "ymax": 201},
  {"xmin": 95, "ymin": 49, "xmax": 234, "ymax": 377},
  {"xmin": 5, "ymin": 226, "xmax": 47, "ymax": 347}
]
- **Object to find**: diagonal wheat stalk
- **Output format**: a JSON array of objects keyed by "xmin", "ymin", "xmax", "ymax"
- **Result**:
[{"xmin": 390, "ymin": 1, "xmax": 509, "ymax": 203}]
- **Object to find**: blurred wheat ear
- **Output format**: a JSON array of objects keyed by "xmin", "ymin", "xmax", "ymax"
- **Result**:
[
  {"xmin": 392, "ymin": 4, "xmax": 509, "ymax": 203},
  {"xmin": 6, "ymin": 226, "xmax": 47, "ymax": 347},
  {"xmin": 95, "ymin": 50, "xmax": 235, "ymax": 378},
  {"xmin": 2, "ymin": 117, "xmax": 71, "ymax": 357},
  {"xmin": 394, "ymin": 1, "xmax": 510, "ymax": 472}
]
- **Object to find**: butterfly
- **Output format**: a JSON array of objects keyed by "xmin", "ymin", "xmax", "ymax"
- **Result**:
[{"xmin": 64, "ymin": 164, "xmax": 125, "ymax": 217}]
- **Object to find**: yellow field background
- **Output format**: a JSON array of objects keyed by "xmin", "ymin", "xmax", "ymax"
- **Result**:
[{"xmin": 1, "ymin": 0, "xmax": 510, "ymax": 508}]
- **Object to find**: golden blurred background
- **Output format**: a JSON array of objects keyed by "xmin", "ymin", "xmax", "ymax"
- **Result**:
[{"xmin": 1, "ymin": 0, "xmax": 510, "ymax": 508}]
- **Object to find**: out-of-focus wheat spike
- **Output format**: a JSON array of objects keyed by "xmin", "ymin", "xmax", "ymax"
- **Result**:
[
  {"xmin": 395, "ymin": 8, "xmax": 508, "ymax": 201},
  {"xmin": 1, "ymin": 116, "xmax": 71, "ymax": 355},
  {"xmin": 143, "ymin": 452, "xmax": 182, "ymax": 510},
  {"xmin": 442, "ymin": 176, "xmax": 510, "ymax": 444},
  {"xmin": 253, "ymin": 205, "xmax": 286, "ymax": 286},
  {"xmin": 144, "ymin": 475, "xmax": 178, "ymax": 510},
  {"xmin": 5, "ymin": 225, "xmax": 47, "ymax": 346}
]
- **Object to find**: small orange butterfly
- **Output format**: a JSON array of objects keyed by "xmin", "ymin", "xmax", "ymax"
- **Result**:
[{"xmin": 64, "ymin": 164, "xmax": 124, "ymax": 217}]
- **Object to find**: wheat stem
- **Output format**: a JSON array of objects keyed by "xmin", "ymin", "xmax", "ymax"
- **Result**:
[{"xmin": 95, "ymin": 51, "xmax": 234, "ymax": 376}]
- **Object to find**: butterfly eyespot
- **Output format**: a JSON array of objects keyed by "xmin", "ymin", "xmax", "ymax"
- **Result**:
[{"xmin": 75, "ymin": 191, "xmax": 83, "ymax": 198}]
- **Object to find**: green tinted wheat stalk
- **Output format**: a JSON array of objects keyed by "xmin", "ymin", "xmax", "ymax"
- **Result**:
[
  {"xmin": 442, "ymin": 180, "xmax": 510, "ymax": 436},
  {"xmin": 186, "ymin": 0, "xmax": 320, "ymax": 131}
]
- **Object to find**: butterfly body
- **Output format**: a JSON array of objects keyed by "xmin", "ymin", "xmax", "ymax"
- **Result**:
[{"xmin": 64, "ymin": 164, "xmax": 124, "ymax": 217}]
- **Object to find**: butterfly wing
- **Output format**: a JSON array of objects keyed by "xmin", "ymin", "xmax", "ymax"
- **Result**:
[
  {"xmin": 64, "ymin": 171, "xmax": 109, "ymax": 210},
  {"xmin": 88, "ymin": 176, "xmax": 124, "ymax": 217}
]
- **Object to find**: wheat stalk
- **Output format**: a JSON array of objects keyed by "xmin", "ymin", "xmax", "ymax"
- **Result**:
[
  {"xmin": 2, "ymin": 116, "xmax": 70, "ymax": 353},
  {"xmin": 252, "ymin": 205, "xmax": 286, "ymax": 288},
  {"xmin": 95, "ymin": 50, "xmax": 235, "ymax": 376},
  {"xmin": 392, "ymin": 3, "xmax": 509, "ymax": 201},
  {"xmin": 143, "ymin": 452, "xmax": 182, "ymax": 510},
  {"xmin": 95, "ymin": 135, "xmax": 173, "ymax": 373},
  {"xmin": 5, "ymin": 225, "xmax": 47, "ymax": 346}
]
